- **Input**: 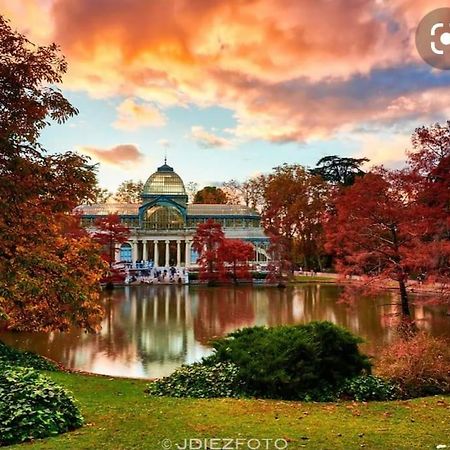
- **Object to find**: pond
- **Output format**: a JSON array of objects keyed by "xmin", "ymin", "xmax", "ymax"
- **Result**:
[{"xmin": 1, "ymin": 284, "xmax": 449, "ymax": 379}]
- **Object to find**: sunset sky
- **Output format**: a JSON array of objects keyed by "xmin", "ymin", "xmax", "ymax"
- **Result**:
[{"xmin": 2, "ymin": 0, "xmax": 450, "ymax": 190}]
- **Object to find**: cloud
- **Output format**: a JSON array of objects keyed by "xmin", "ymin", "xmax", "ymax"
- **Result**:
[
  {"xmin": 191, "ymin": 126, "xmax": 232, "ymax": 149},
  {"xmin": 158, "ymin": 139, "xmax": 171, "ymax": 149},
  {"xmin": 77, "ymin": 144, "xmax": 145, "ymax": 166},
  {"xmin": 112, "ymin": 98, "xmax": 166, "ymax": 131},
  {"xmin": 0, "ymin": 0, "xmax": 54, "ymax": 42},
  {"xmin": 353, "ymin": 133, "xmax": 412, "ymax": 168},
  {"xmin": 4, "ymin": 0, "xmax": 450, "ymax": 146}
]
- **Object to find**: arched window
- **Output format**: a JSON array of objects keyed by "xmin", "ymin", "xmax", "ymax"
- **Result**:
[
  {"xmin": 120, "ymin": 243, "xmax": 132, "ymax": 262},
  {"xmin": 144, "ymin": 205, "xmax": 184, "ymax": 229}
]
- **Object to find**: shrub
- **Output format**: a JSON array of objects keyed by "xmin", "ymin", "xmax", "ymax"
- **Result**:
[
  {"xmin": 0, "ymin": 366, "xmax": 83, "ymax": 446},
  {"xmin": 0, "ymin": 341, "xmax": 58, "ymax": 371},
  {"xmin": 339, "ymin": 375, "xmax": 399, "ymax": 401},
  {"xmin": 251, "ymin": 272, "xmax": 268, "ymax": 280},
  {"xmin": 187, "ymin": 272, "xmax": 199, "ymax": 281},
  {"xmin": 376, "ymin": 333, "xmax": 450, "ymax": 398},
  {"xmin": 147, "ymin": 362, "xmax": 244, "ymax": 398},
  {"xmin": 206, "ymin": 321, "xmax": 371, "ymax": 400}
]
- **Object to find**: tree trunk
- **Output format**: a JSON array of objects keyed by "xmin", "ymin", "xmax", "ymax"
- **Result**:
[
  {"xmin": 391, "ymin": 224, "xmax": 412, "ymax": 320},
  {"xmin": 398, "ymin": 277, "xmax": 410, "ymax": 317}
]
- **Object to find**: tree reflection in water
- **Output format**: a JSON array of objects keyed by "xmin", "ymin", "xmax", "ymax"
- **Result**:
[{"xmin": 0, "ymin": 285, "xmax": 448, "ymax": 378}]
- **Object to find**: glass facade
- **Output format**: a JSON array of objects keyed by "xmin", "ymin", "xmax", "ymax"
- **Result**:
[
  {"xmin": 144, "ymin": 205, "xmax": 185, "ymax": 229},
  {"xmin": 76, "ymin": 162, "xmax": 264, "ymax": 235},
  {"xmin": 142, "ymin": 172, "xmax": 186, "ymax": 196}
]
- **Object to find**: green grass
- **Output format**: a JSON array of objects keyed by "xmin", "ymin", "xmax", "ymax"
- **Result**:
[
  {"xmin": 9, "ymin": 371, "xmax": 450, "ymax": 450},
  {"xmin": 291, "ymin": 275, "xmax": 337, "ymax": 283}
]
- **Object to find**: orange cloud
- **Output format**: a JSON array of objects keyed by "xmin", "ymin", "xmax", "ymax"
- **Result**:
[
  {"xmin": 0, "ymin": 0, "xmax": 53, "ymax": 42},
  {"xmin": 113, "ymin": 98, "xmax": 166, "ymax": 131},
  {"xmin": 3, "ymin": 0, "xmax": 449, "ymax": 144},
  {"xmin": 77, "ymin": 144, "xmax": 144, "ymax": 166},
  {"xmin": 354, "ymin": 133, "xmax": 411, "ymax": 168},
  {"xmin": 191, "ymin": 126, "xmax": 232, "ymax": 149}
]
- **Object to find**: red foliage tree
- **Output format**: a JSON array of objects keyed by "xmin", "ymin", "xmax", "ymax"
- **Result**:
[
  {"xmin": 220, "ymin": 239, "xmax": 254, "ymax": 283},
  {"xmin": 0, "ymin": 17, "xmax": 108, "ymax": 332},
  {"xmin": 93, "ymin": 214, "xmax": 130, "ymax": 267},
  {"xmin": 192, "ymin": 219, "xmax": 225, "ymax": 283},
  {"xmin": 325, "ymin": 170, "xmax": 422, "ymax": 317},
  {"xmin": 325, "ymin": 123, "xmax": 450, "ymax": 322}
]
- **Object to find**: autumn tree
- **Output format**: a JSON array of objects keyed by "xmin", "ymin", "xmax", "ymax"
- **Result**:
[
  {"xmin": 81, "ymin": 177, "xmax": 112, "ymax": 205},
  {"xmin": 185, "ymin": 181, "xmax": 199, "ymax": 203},
  {"xmin": 325, "ymin": 122, "xmax": 450, "ymax": 323},
  {"xmin": 222, "ymin": 179, "xmax": 244, "ymax": 205},
  {"xmin": 325, "ymin": 170, "xmax": 421, "ymax": 319},
  {"xmin": 114, "ymin": 179, "xmax": 144, "ymax": 203},
  {"xmin": 193, "ymin": 186, "xmax": 228, "ymax": 204},
  {"xmin": 0, "ymin": 16, "xmax": 105, "ymax": 331},
  {"xmin": 220, "ymin": 239, "xmax": 254, "ymax": 283},
  {"xmin": 310, "ymin": 155, "xmax": 369, "ymax": 186},
  {"xmin": 242, "ymin": 175, "xmax": 268, "ymax": 212},
  {"xmin": 192, "ymin": 219, "xmax": 225, "ymax": 283},
  {"xmin": 221, "ymin": 177, "xmax": 268, "ymax": 210},
  {"xmin": 407, "ymin": 122, "xmax": 450, "ymax": 291},
  {"xmin": 261, "ymin": 164, "xmax": 329, "ymax": 270},
  {"xmin": 93, "ymin": 214, "xmax": 130, "ymax": 266}
]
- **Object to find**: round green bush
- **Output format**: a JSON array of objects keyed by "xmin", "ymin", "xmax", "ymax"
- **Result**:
[
  {"xmin": 0, "ymin": 341, "xmax": 58, "ymax": 371},
  {"xmin": 339, "ymin": 375, "xmax": 399, "ymax": 401},
  {"xmin": 0, "ymin": 366, "xmax": 83, "ymax": 446},
  {"xmin": 206, "ymin": 321, "xmax": 371, "ymax": 400},
  {"xmin": 147, "ymin": 362, "xmax": 244, "ymax": 398}
]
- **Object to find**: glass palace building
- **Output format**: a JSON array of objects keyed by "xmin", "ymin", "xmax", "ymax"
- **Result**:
[{"xmin": 76, "ymin": 161, "xmax": 269, "ymax": 268}]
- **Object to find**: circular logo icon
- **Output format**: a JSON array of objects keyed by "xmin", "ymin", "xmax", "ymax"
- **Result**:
[{"xmin": 416, "ymin": 7, "xmax": 450, "ymax": 70}]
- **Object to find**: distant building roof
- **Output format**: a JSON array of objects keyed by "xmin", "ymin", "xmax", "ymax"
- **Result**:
[
  {"xmin": 75, "ymin": 203, "xmax": 139, "ymax": 216},
  {"xmin": 187, "ymin": 204, "xmax": 259, "ymax": 217},
  {"xmin": 75, "ymin": 203, "xmax": 259, "ymax": 217}
]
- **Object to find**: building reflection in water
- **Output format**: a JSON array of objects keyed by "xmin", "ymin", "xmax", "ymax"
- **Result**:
[{"xmin": 0, "ymin": 285, "xmax": 448, "ymax": 379}]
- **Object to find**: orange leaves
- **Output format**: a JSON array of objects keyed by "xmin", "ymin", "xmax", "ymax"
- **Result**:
[
  {"xmin": 93, "ymin": 214, "xmax": 131, "ymax": 267},
  {"xmin": 193, "ymin": 187, "xmax": 228, "ymax": 204},
  {"xmin": 2, "ymin": 229, "xmax": 106, "ymax": 332},
  {"xmin": 261, "ymin": 164, "xmax": 329, "ymax": 270},
  {"xmin": 0, "ymin": 17, "xmax": 105, "ymax": 332}
]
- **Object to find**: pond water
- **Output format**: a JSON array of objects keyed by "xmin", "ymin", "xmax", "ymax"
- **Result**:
[{"xmin": 1, "ymin": 284, "xmax": 449, "ymax": 379}]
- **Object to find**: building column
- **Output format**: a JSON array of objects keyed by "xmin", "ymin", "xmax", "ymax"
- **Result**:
[
  {"xmin": 143, "ymin": 240, "xmax": 149, "ymax": 261},
  {"xmin": 165, "ymin": 240, "xmax": 170, "ymax": 267},
  {"xmin": 176, "ymin": 240, "xmax": 181, "ymax": 267},
  {"xmin": 131, "ymin": 240, "xmax": 138, "ymax": 267},
  {"xmin": 185, "ymin": 239, "xmax": 191, "ymax": 267},
  {"xmin": 154, "ymin": 240, "xmax": 159, "ymax": 267}
]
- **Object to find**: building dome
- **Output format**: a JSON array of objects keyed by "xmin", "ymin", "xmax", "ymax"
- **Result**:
[{"xmin": 142, "ymin": 161, "xmax": 186, "ymax": 196}]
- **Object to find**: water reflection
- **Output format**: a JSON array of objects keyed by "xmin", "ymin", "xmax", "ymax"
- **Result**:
[{"xmin": 0, "ymin": 285, "xmax": 448, "ymax": 379}]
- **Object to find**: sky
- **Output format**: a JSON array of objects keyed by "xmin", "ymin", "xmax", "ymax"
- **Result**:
[{"xmin": 2, "ymin": 0, "xmax": 450, "ymax": 191}]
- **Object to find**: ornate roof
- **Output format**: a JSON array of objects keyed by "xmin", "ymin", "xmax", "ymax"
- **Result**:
[{"xmin": 142, "ymin": 161, "xmax": 186, "ymax": 196}]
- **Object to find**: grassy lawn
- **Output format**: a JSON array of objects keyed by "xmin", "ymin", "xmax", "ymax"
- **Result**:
[
  {"xmin": 9, "ymin": 371, "xmax": 450, "ymax": 450},
  {"xmin": 291, "ymin": 276, "xmax": 337, "ymax": 283}
]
